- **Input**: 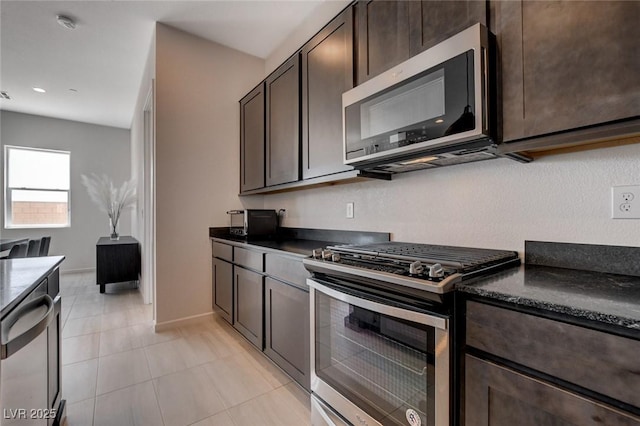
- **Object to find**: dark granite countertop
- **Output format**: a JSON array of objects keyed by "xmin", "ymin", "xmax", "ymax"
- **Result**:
[
  {"xmin": 458, "ymin": 264, "xmax": 640, "ymax": 332},
  {"xmin": 211, "ymin": 237, "xmax": 338, "ymax": 257},
  {"xmin": 209, "ymin": 227, "xmax": 390, "ymax": 258},
  {"xmin": 1, "ymin": 256, "xmax": 65, "ymax": 316},
  {"xmin": 459, "ymin": 241, "xmax": 640, "ymax": 334}
]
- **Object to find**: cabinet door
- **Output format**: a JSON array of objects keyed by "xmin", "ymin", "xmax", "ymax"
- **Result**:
[
  {"xmin": 233, "ymin": 266, "xmax": 264, "ymax": 349},
  {"xmin": 356, "ymin": 0, "xmax": 410, "ymax": 85},
  {"xmin": 465, "ymin": 355, "xmax": 640, "ymax": 426},
  {"xmin": 408, "ymin": 0, "xmax": 487, "ymax": 56},
  {"xmin": 496, "ymin": 0, "xmax": 640, "ymax": 141},
  {"xmin": 301, "ymin": 7, "xmax": 354, "ymax": 179},
  {"xmin": 240, "ymin": 84, "xmax": 265, "ymax": 192},
  {"xmin": 96, "ymin": 241, "xmax": 140, "ymax": 293},
  {"xmin": 264, "ymin": 277, "xmax": 310, "ymax": 390},
  {"xmin": 266, "ymin": 56, "xmax": 300, "ymax": 186},
  {"xmin": 212, "ymin": 257, "xmax": 233, "ymax": 324}
]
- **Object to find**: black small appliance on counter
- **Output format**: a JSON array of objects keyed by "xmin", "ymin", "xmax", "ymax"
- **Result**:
[{"xmin": 226, "ymin": 209, "xmax": 278, "ymax": 238}]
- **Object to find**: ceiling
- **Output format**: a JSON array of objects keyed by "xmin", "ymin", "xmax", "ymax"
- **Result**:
[{"xmin": 0, "ymin": 0, "xmax": 325, "ymax": 129}]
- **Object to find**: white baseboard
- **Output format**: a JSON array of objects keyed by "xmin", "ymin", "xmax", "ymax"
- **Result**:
[
  {"xmin": 61, "ymin": 267, "xmax": 96, "ymax": 275},
  {"xmin": 154, "ymin": 311, "xmax": 214, "ymax": 332}
]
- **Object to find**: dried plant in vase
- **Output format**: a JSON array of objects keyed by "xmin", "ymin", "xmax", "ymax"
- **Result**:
[{"xmin": 81, "ymin": 173, "xmax": 136, "ymax": 240}]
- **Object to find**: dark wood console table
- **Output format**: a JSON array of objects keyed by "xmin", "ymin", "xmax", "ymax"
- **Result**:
[{"xmin": 96, "ymin": 236, "xmax": 140, "ymax": 293}]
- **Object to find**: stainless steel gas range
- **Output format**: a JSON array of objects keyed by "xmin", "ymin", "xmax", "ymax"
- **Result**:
[{"xmin": 304, "ymin": 242, "xmax": 520, "ymax": 426}]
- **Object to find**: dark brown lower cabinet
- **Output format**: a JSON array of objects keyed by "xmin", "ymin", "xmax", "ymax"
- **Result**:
[
  {"xmin": 465, "ymin": 355, "xmax": 640, "ymax": 426},
  {"xmin": 264, "ymin": 277, "xmax": 310, "ymax": 390},
  {"xmin": 233, "ymin": 266, "xmax": 264, "ymax": 349},
  {"xmin": 212, "ymin": 257, "xmax": 233, "ymax": 324}
]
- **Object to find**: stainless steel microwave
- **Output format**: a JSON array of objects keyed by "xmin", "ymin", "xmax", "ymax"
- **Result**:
[{"xmin": 343, "ymin": 23, "xmax": 497, "ymax": 173}]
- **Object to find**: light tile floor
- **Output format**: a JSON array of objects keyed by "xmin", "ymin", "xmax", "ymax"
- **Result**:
[{"xmin": 60, "ymin": 271, "xmax": 311, "ymax": 426}]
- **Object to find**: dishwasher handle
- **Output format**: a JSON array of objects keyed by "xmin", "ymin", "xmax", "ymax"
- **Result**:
[{"xmin": 1, "ymin": 294, "xmax": 55, "ymax": 360}]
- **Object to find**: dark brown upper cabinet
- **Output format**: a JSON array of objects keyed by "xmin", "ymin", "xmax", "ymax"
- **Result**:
[
  {"xmin": 356, "ymin": 0, "xmax": 487, "ymax": 85},
  {"xmin": 265, "ymin": 56, "xmax": 300, "ymax": 187},
  {"xmin": 494, "ymin": 0, "xmax": 640, "ymax": 143},
  {"xmin": 356, "ymin": 0, "xmax": 410, "ymax": 85},
  {"xmin": 240, "ymin": 84, "xmax": 265, "ymax": 193},
  {"xmin": 301, "ymin": 7, "xmax": 354, "ymax": 180},
  {"xmin": 408, "ymin": 0, "xmax": 487, "ymax": 56}
]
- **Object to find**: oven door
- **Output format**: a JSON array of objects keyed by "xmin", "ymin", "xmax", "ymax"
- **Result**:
[{"xmin": 309, "ymin": 278, "xmax": 450, "ymax": 426}]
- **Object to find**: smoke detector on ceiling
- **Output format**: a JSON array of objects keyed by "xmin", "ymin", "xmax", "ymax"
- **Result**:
[
  {"xmin": 56, "ymin": 15, "xmax": 76, "ymax": 30},
  {"xmin": 0, "ymin": 91, "xmax": 11, "ymax": 100}
]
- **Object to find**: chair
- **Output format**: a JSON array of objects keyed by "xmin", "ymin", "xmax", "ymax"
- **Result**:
[
  {"xmin": 39, "ymin": 236, "xmax": 51, "ymax": 256},
  {"xmin": 27, "ymin": 239, "xmax": 41, "ymax": 257},
  {"xmin": 6, "ymin": 242, "xmax": 28, "ymax": 258}
]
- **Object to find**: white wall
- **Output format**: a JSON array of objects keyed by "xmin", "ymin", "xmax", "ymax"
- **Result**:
[
  {"xmin": 153, "ymin": 24, "xmax": 264, "ymax": 325},
  {"xmin": 0, "ymin": 111, "xmax": 131, "ymax": 271},
  {"xmin": 130, "ymin": 29, "xmax": 156, "ymax": 304}
]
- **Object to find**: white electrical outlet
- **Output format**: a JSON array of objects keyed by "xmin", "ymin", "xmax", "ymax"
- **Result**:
[
  {"xmin": 612, "ymin": 185, "xmax": 640, "ymax": 219},
  {"xmin": 346, "ymin": 202, "xmax": 354, "ymax": 219}
]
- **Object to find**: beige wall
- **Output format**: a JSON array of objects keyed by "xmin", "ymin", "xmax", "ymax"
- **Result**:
[
  {"xmin": 264, "ymin": 145, "xmax": 640, "ymax": 253},
  {"xmin": 0, "ymin": 111, "xmax": 131, "ymax": 271},
  {"xmin": 153, "ymin": 24, "xmax": 264, "ymax": 325}
]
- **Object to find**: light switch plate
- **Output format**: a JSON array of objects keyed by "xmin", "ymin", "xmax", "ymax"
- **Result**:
[
  {"xmin": 612, "ymin": 185, "xmax": 640, "ymax": 219},
  {"xmin": 346, "ymin": 202, "xmax": 354, "ymax": 219}
]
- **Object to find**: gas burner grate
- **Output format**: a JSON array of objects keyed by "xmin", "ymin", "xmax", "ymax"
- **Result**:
[{"xmin": 328, "ymin": 242, "xmax": 519, "ymax": 273}]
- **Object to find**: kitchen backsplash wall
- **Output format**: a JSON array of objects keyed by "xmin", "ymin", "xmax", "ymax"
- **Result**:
[{"xmin": 263, "ymin": 143, "xmax": 640, "ymax": 253}]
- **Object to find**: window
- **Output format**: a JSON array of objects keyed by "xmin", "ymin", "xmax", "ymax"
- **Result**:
[{"xmin": 4, "ymin": 145, "xmax": 70, "ymax": 228}]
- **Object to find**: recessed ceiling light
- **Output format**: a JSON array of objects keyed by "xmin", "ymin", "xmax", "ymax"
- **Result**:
[
  {"xmin": 56, "ymin": 15, "xmax": 76, "ymax": 30},
  {"xmin": 435, "ymin": 119, "xmax": 444, "ymax": 124},
  {"xmin": 69, "ymin": 89, "xmax": 78, "ymax": 93},
  {"xmin": 33, "ymin": 87, "xmax": 46, "ymax": 93}
]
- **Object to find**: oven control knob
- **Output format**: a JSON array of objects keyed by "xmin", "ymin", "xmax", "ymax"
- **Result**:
[
  {"xmin": 312, "ymin": 249, "xmax": 323, "ymax": 259},
  {"xmin": 331, "ymin": 253, "xmax": 341, "ymax": 262},
  {"xmin": 429, "ymin": 263, "xmax": 445, "ymax": 278},
  {"xmin": 409, "ymin": 261, "xmax": 424, "ymax": 275},
  {"xmin": 322, "ymin": 250, "xmax": 333, "ymax": 260}
]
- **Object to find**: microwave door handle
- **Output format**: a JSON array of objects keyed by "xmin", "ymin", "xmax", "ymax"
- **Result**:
[
  {"xmin": 481, "ymin": 46, "xmax": 489, "ymax": 132},
  {"xmin": 1, "ymin": 294, "xmax": 55, "ymax": 360}
]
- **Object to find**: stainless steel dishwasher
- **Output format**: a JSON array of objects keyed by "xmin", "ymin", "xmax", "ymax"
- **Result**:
[{"xmin": 1, "ymin": 278, "xmax": 62, "ymax": 426}]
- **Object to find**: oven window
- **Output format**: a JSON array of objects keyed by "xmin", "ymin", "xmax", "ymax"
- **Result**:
[{"xmin": 315, "ymin": 291, "xmax": 435, "ymax": 425}]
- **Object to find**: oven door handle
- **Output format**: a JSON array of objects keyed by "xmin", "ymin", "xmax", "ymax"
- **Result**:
[
  {"xmin": 1, "ymin": 294, "xmax": 55, "ymax": 360},
  {"xmin": 308, "ymin": 279, "xmax": 448, "ymax": 330}
]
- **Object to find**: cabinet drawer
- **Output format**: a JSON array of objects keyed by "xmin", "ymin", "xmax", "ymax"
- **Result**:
[
  {"xmin": 212, "ymin": 241, "xmax": 233, "ymax": 262},
  {"xmin": 265, "ymin": 253, "xmax": 310, "ymax": 288},
  {"xmin": 234, "ymin": 247, "xmax": 263, "ymax": 271},
  {"xmin": 466, "ymin": 300, "xmax": 640, "ymax": 408}
]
